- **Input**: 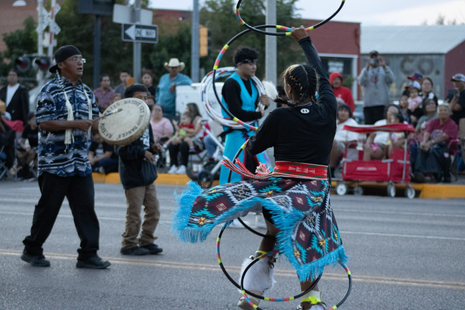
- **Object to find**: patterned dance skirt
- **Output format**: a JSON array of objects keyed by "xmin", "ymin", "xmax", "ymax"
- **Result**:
[{"xmin": 172, "ymin": 177, "xmax": 347, "ymax": 281}]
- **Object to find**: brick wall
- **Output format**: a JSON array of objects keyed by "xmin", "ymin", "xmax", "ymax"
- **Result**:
[{"xmin": 445, "ymin": 40, "xmax": 465, "ymax": 95}]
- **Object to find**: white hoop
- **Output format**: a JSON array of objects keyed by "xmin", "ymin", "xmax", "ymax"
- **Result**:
[{"xmin": 199, "ymin": 67, "xmax": 267, "ymax": 129}]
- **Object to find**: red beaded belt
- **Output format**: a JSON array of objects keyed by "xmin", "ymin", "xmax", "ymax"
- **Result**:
[{"xmin": 222, "ymin": 158, "xmax": 328, "ymax": 180}]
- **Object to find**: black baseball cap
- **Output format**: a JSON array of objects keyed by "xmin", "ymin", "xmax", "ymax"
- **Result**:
[
  {"xmin": 49, "ymin": 45, "xmax": 81, "ymax": 73},
  {"xmin": 369, "ymin": 50, "xmax": 379, "ymax": 57}
]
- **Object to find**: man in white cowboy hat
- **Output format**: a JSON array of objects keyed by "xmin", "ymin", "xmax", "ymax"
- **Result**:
[{"xmin": 155, "ymin": 58, "xmax": 192, "ymax": 120}]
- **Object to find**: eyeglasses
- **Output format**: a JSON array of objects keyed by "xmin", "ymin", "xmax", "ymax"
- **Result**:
[{"xmin": 68, "ymin": 57, "xmax": 86, "ymax": 64}]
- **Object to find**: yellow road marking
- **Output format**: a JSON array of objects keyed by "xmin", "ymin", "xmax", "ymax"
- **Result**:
[{"xmin": 2, "ymin": 249, "xmax": 464, "ymax": 290}]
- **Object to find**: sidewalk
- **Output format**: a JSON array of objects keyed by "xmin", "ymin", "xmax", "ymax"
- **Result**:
[{"xmin": 93, "ymin": 172, "xmax": 465, "ymax": 200}]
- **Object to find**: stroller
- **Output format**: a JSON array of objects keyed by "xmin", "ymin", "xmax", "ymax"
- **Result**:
[
  {"xmin": 186, "ymin": 120, "xmax": 224, "ymax": 189},
  {"xmin": 335, "ymin": 123, "xmax": 416, "ymax": 199}
]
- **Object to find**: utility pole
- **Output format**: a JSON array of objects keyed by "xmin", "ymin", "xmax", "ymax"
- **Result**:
[
  {"xmin": 265, "ymin": 0, "xmax": 277, "ymax": 87},
  {"xmin": 37, "ymin": 0, "xmax": 44, "ymax": 84},
  {"xmin": 133, "ymin": 0, "xmax": 142, "ymax": 83},
  {"xmin": 191, "ymin": 0, "xmax": 200, "ymax": 83},
  {"xmin": 93, "ymin": 15, "xmax": 101, "ymax": 89}
]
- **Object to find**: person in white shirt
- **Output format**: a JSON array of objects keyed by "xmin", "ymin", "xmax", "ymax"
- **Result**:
[
  {"xmin": 363, "ymin": 104, "xmax": 402, "ymax": 161},
  {"xmin": 329, "ymin": 104, "xmax": 359, "ymax": 177},
  {"xmin": 0, "ymin": 69, "xmax": 29, "ymax": 125}
]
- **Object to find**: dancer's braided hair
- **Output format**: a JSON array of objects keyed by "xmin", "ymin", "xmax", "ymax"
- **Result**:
[{"xmin": 282, "ymin": 64, "xmax": 318, "ymax": 106}]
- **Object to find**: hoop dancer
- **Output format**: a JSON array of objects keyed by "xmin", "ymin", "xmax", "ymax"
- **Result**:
[{"xmin": 173, "ymin": 27, "xmax": 347, "ymax": 310}]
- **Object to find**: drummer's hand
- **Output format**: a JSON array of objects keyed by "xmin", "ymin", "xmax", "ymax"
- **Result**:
[
  {"xmin": 73, "ymin": 120, "xmax": 93, "ymax": 132},
  {"xmin": 290, "ymin": 26, "xmax": 308, "ymax": 42},
  {"xmin": 145, "ymin": 151, "xmax": 156, "ymax": 162},
  {"xmin": 169, "ymin": 83, "xmax": 176, "ymax": 93},
  {"xmin": 151, "ymin": 143, "xmax": 163, "ymax": 153},
  {"xmin": 259, "ymin": 95, "xmax": 270, "ymax": 107}
]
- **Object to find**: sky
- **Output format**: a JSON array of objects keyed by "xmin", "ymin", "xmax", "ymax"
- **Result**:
[{"xmin": 147, "ymin": 0, "xmax": 465, "ymax": 26}]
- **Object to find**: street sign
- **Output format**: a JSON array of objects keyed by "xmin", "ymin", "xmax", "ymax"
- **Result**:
[
  {"xmin": 122, "ymin": 24, "xmax": 158, "ymax": 44},
  {"xmin": 113, "ymin": 4, "xmax": 153, "ymax": 25}
]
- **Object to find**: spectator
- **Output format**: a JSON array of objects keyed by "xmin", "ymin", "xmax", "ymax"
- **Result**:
[
  {"xmin": 115, "ymin": 84, "xmax": 163, "ymax": 256},
  {"xmin": 111, "ymin": 93, "xmax": 122, "ymax": 105},
  {"xmin": 448, "ymin": 73, "xmax": 465, "ymax": 125},
  {"xmin": 357, "ymin": 50, "xmax": 396, "ymax": 124},
  {"xmin": 385, "ymin": 112, "xmax": 406, "ymax": 158},
  {"xmin": 363, "ymin": 104, "xmax": 401, "ymax": 160},
  {"xmin": 155, "ymin": 58, "xmax": 192, "ymax": 120},
  {"xmin": 88, "ymin": 132, "xmax": 118, "ymax": 174},
  {"xmin": 166, "ymin": 112, "xmax": 196, "ymax": 154},
  {"xmin": 166, "ymin": 103, "xmax": 203, "ymax": 175},
  {"xmin": 407, "ymin": 81, "xmax": 423, "ymax": 124},
  {"xmin": 410, "ymin": 99, "xmax": 438, "ymax": 171},
  {"xmin": 413, "ymin": 77, "xmax": 438, "ymax": 122},
  {"xmin": 146, "ymin": 95, "xmax": 155, "ymax": 111},
  {"xmin": 150, "ymin": 104, "xmax": 173, "ymax": 144},
  {"xmin": 142, "ymin": 71, "xmax": 156, "ymax": 97},
  {"xmin": 16, "ymin": 112, "xmax": 38, "ymax": 180},
  {"xmin": 413, "ymin": 104, "xmax": 458, "ymax": 183},
  {"xmin": 398, "ymin": 94, "xmax": 411, "ymax": 124},
  {"xmin": 329, "ymin": 72, "xmax": 355, "ymax": 112},
  {"xmin": 93, "ymin": 74, "xmax": 115, "ymax": 111},
  {"xmin": 114, "ymin": 70, "xmax": 131, "ymax": 95},
  {"xmin": 0, "ymin": 69, "xmax": 29, "ymax": 126},
  {"xmin": 329, "ymin": 104, "xmax": 359, "ymax": 177},
  {"xmin": 402, "ymin": 73, "xmax": 423, "ymax": 97},
  {"xmin": 0, "ymin": 112, "xmax": 15, "ymax": 170}
]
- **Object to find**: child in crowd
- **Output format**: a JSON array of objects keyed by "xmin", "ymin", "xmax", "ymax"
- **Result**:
[
  {"xmin": 398, "ymin": 94, "xmax": 411, "ymax": 124},
  {"xmin": 386, "ymin": 112, "xmax": 406, "ymax": 158},
  {"xmin": 146, "ymin": 95, "xmax": 155, "ymax": 111},
  {"xmin": 111, "ymin": 93, "xmax": 122, "ymax": 105},
  {"xmin": 167, "ymin": 112, "xmax": 196, "ymax": 152},
  {"xmin": 407, "ymin": 81, "xmax": 423, "ymax": 124}
]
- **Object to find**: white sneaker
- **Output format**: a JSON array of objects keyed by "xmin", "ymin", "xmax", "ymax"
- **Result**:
[
  {"xmin": 229, "ymin": 219, "xmax": 250, "ymax": 228},
  {"xmin": 167, "ymin": 165, "xmax": 178, "ymax": 174},
  {"xmin": 176, "ymin": 165, "xmax": 186, "ymax": 174}
]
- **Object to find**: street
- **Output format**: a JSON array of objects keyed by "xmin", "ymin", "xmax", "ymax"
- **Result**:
[{"xmin": 1, "ymin": 180, "xmax": 464, "ymax": 310}]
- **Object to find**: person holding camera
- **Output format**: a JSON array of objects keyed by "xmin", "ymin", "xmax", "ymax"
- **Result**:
[{"xmin": 357, "ymin": 50, "xmax": 396, "ymax": 124}]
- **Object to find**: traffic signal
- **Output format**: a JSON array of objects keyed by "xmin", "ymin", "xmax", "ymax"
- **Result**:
[
  {"xmin": 15, "ymin": 56, "xmax": 31, "ymax": 73},
  {"xmin": 199, "ymin": 25, "xmax": 211, "ymax": 57},
  {"xmin": 34, "ymin": 57, "xmax": 51, "ymax": 72}
]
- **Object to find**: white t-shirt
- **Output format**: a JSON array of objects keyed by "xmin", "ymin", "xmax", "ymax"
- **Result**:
[
  {"xmin": 334, "ymin": 118, "xmax": 359, "ymax": 142},
  {"xmin": 373, "ymin": 119, "xmax": 389, "ymax": 145},
  {"xmin": 6, "ymin": 83, "xmax": 20, "ymax": 106}
]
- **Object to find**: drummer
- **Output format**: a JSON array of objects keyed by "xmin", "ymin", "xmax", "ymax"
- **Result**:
[
  {"xmin": 115, "ymin": 84, "xmax": 164, "ymax": 256},
  {"xmin": 21, "ymin": 45, "xmax": 110, "ymax": 269}
]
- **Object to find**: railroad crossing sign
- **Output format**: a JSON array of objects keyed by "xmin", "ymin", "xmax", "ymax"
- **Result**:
[
  {"xmin": 37, "ymin": 4, "xmax": 61, "ymax": 35},
  {"xmin": 122, "ymin": 24, "xmax": 158, "ymax": 44}
]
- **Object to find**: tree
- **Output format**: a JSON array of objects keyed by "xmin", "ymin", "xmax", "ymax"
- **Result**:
[
  {"xmin": 199, "ymin": 0, "xmax": 304, "ymax": 83},
  {"xmin": 0, "ymin": 16, "xmax": 38, "ymax": 78}
]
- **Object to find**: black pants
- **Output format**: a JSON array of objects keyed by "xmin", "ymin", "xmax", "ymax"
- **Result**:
[
  {"xmin": 168, "ymin": 141, "xmax": 189, "ymax": 167},
  {"xmin": 23, "ymin": 172, "xmax": 100, "ymax": 260},
  {"xmin": 363, "ymin": 105, "xmax": 386, "ymax": 125},
  {"xmin": 415, "ymin": 143, "xmax": 450, "ymax": 179}
]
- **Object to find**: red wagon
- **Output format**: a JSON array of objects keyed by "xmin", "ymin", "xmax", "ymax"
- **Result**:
[{"xmin": 335, "ymin": 123, "xmax": 416, "ymax": 199}]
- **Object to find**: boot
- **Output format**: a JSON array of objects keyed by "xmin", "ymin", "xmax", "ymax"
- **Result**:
[{"xmin": 237, "ymin": 254, "xmax": 276, "ymax": 310}]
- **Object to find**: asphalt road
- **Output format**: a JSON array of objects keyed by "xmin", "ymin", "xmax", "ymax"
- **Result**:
[{"xmin": 1, "ymin": 180, "xmax": 464, "ymax": 310}]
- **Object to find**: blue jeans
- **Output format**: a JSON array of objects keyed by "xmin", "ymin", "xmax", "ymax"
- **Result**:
[{"xmin": 203, "ymin": 135, "xmax": 217, "ymax": 158}]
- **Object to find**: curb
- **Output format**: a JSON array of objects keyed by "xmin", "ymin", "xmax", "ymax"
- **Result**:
[{"xmin": 93, "ymin": 173, "xmax": 465, "ymax": 199}]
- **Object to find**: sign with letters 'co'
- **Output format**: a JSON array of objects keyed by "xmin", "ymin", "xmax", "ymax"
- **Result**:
[{"xmin": 122, "ymin": 24, "xmax": 158, "ymax": 44}]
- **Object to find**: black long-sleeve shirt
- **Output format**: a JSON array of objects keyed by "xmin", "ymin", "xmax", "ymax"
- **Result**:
[
  {"xmin": 247, "ymin": 37, "xmax": 337, "ymax": 166},
  {"xmin": 221, "ymin": 77, "xmax": 262, "ymax": 122}
]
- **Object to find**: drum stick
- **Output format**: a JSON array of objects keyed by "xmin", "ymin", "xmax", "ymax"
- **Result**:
[{"xmin": 93, "ymin": 108, "xmax": 123, "ymax": 122}]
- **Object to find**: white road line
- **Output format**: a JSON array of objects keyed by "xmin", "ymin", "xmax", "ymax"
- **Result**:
[
  {"xmin": 1, "ymin": 210, "xmax": 464, "ymax": 241},
  {"xmin": 340, "ymin": 231, "xmax": 465, "ymax": 241}
]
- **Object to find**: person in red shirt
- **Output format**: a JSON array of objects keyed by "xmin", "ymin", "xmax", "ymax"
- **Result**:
[
  {"xmin": 329, "ymin": 72, "xmax": 355, "ymax": 113},
  {"xmin": 413, "ymin": 104, "xmax": 458, "ymax": 183}
]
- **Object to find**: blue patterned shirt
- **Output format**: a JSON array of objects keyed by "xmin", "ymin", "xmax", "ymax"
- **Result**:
[{"xmin": 36, "ymin": 76, "xmax": 99, "ymax": 177}]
